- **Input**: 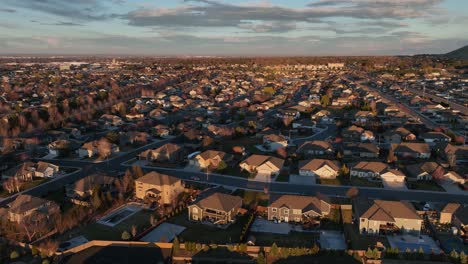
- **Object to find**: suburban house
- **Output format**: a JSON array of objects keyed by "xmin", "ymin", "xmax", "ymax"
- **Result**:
[
  {"xmin": 440, "ymin": 204, "xmax": 468, "ymax": 235},
  {"xmin": 99, "ymin": 114, "xmax": 123, "ymax": 127},
  {"xmin": 138, "ymin": 143, "xmax": 184, "ymax": 163},
  {"xmin": 343, "ymin": 143, "xmax": 379, "ymax": 158},
  {"xmin": 47, "ymin": 139, "xmax": 71, "ymax": 156},
  {"xmin": 380, "ymin": 169, "xmax": 406, "ymax": 186},
  {"xmin": 356, "ymin": 199, "xmax": 423, "ymax": 235},
  {"xmin": 296, "ymin": 140, "xmax": 334, "ymax": 158},
  {"xmin": 342, "ymin": 125, "xmax": 365, "ymax": 142},
  {"xmin": 263, "ymin": 134, "xmax": 288, "ymax": 151},
  {"xmin": 439, "ymin": 203, "xmax": 461, "ymax": 225},
  {"xmin": 298, "ymin": 159, "xmax": 340, "ymax": 179},
  {"xmin": 239, "ymin": 154, "xmax": 284, "ymax": 176},
  {"xmin": 383, "ymin": 127, "xmax": 416, "ymax": 144},
  {"xmin": 77, "ymin": 139, "xmax": 120, "ymax": 159},
  {"xmin": 7, "ymin": 194, "xmax": 60, "ymax": 223},
  {"xmin": 267, "ymin": 195, "xmax": 331, "ymax": 223},
  {"xmin": 2, "ymin": 161, "xmax": 59, "ymax": 180},
  {"xmin": 420, "ymin": 132, "xmax": 451, "ymax": 144},
  {"xmin": 392, "ymin": 142, "xmax": 431, "ymax": 159},
  {"xmin": 406, "ymin": 162, "xmax": 444, "ymax": 181},
  {"xmin": 66, "ymin": 174, "xmax": 116, "ymax": 199},
  {"xmin": 350, "ymin": 161, "xmax": 388, "ymax": 179},
  {"xmin": 188, "ymin": 192, "xmax": 243, "ymax": 225},
  {"xmin": 34, "ymin": 161, "xmax": 60, "ymax": 178},
  {"xmin": 134, "ymin": 172, "xmax": 184, "ymax": 204},
  {"xmin": 439, "ymin": 144, "xmax": 468, "ymax": 165},
  {"xmin": 311, "ymin": 110, "xmax": 334, "ymax": 124},
  {"xmin": 354, "ymin": 111, "xmax": 375, "ymax": 123},
  {"xmin": 190, "ymin": 150, "xmax": 233, "ymax": 170}
]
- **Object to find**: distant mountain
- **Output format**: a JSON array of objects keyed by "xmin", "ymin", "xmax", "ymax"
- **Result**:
[{"xmin": 444, "ymin": 45, "xmax": 468, "ymax": 59}]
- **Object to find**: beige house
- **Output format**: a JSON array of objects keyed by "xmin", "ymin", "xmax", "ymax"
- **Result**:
[
  {"xmin": 138, "ymin": 143, "xmax": 183, "ymax": 163},
  {"xmin": 188, "ymin": 192, "xmax": 242, "ymax": 225},
  {"xmin": 191, "ymin": 150, "xmax": 232, "ymax": 170},
  {"xmin": 440, "ymin": 203, "xmax": 461, "ymax": 224},
  {"xmin": 66, "ymin": 174, "xmax": 115, "ymax": 199},
  {"xmin": 7, "ymin": 194, "xmax": 60, "ymax": 223},
  {"xmin": 298, "ymin": 159, "xmax": 340, "ymax": 179},
  {"xmin": 267, "ymin": 195, "xmax": 331, "ymax": 223},
  {"xmin": 135, "ymin": 172, "xmax": 184, "ymax": 205},
  {"xmin": 357, "ymin": 200, "xmax": 422, "ymax": 235},
  {"xmin": 239, "ymin": 154, "xmax": 284, "ymax": 176}
]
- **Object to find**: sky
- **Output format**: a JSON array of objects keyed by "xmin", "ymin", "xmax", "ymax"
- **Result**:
[{"xmin": 0, "ymin": 0, "xmax": 467, "ymax": 56}]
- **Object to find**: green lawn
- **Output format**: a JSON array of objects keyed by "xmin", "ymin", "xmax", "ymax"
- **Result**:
[
  {"xmin": 231, "ymin": 189, "xmax": 269, "ymax": 207},
  {"xmin": 166, "ymin": 211, "xmax": 249, "ymax": 244},
  {"xmin": 407, "ymin": 181, "xmax": 445, "ymax": 192},
  {"xmin": 349, "ymin": 177, "xmax": 383, "ymax": 188},
  {"xmin": 319, "ymin": 178, "xmax": 342, "ymax": 186},
  {"xmin": 344, "ymin": 224, "xmax": 389, "ymax": 250},
  {"xmin": 251, "ymin": 231, "xmax": 319, "ymax": 247},
  {"xmin": 80, "ymin": 209, "xmax": 155, "ymax": 241}
]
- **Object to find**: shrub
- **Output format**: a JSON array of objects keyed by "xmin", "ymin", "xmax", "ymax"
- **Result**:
[{"xmin": 10, "ymin": 251, "xmax": 19, "ymax": 260}]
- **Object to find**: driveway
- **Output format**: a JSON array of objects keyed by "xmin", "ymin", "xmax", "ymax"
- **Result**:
[
  {"xmin": 289, "ymin": 174, "xmax": 316, "ymax": 185},
  {"xmin": 441, "ymin": 182, "xmax": 466, "ymax": 194},
  {"xmin": 382, "ymin": 180, "xmax": 407, "ymax": 190}
]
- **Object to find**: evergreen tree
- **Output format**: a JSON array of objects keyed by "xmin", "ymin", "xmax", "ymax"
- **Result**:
[
  {"xmin": 270, "ymin": 243, "xmax": 279, "ymax": 257},
  {"xmin": 460, "ymin": 251, "xmax": 467, "ymax": 264},
  {"xmin": 257, "ymin": 252, "xmax": 266, "ymax": 264},
  {"xmin": 121, "ymin": 231, "xmax": 131, "ymax": 241},
  {"xmin": 172, "ymin": 237, "xmax": 180, "ymax": 253}
]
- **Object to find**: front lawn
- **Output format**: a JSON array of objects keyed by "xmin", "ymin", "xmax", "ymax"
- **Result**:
[
  {"xmin": 251, "ymin": 231, "xmax": 319, "ymax": 247},
  {"xmin": 319, "ymin": 178, "xmax": 342, "ymax": 186},
  {"xmin": 407, "ymin": 181, "xmax": 445, "ymax": 192},
  {"xmin": 220, "ymin": 166, "xmax": 252, "ymax": 178},
  {"xmin": 349, "ymin": 177, "xmax": 383, "ymax": 188},
  {"xmin": 80, "ymin": 209, "xmax": 155, "ymax": 241},
  {"xmin": 166, "ymin": 211, "xmax": 250, "ymax": 244}
]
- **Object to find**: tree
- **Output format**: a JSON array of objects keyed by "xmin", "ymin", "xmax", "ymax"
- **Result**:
[
  {"xmin": 346, "ymin": 187, "xmax": 359, "ymax": 199},
  {"xmin": 217, "ymin": 160, "xmax": 227, "ymax": 171},
  {"xmin": 460, "ymin": 251, "xmax": 467, "ymax": 264},
  {"xmin": 310, "ymin": 244, "xmax": 320, "ymax": 255},
  {"xmin": 340, "ymin": 164, "xmax": 349, "ymax": 177},
  {"xmin": 132, "ymin": 166, "xmax": 144, "ymax": 179},
  {"xmin": 173, "ymin": 237, "xmax": 180, "ymax": 253},
  {"xmin": 97, "ymin": 138, "xmax": 112, "ymax": 159},
  {"xmin": 91, "ymin": 185, "xmax": 102, "ymax": 209},
  {"xmin": 320, "ymin": 95, "xmax": 330, "ymax": 107},
  {"xmin": 270, "ymin": 243, "xmax": 279, "ymax": 257},
  {"xmin": 450, "ymin": 250, "xmax": 459, "ymax": 261},
  {"xmin": 387, "ymin": 149, "xmax": 397, "ymax": 163},
  {"xmin": 121, "ymin": 231, "xmax": 131, "ymax": 241},
  {"xmin": 131, "ymin": 225, "xmax": 137, "ymax": 237},
  {"xmin": 257, "ymin": 252, "xmax": 266, "ymax": 264},
  {"xmin": 10, "ymin": 251, "xmax": 19, "ymax": 260}
]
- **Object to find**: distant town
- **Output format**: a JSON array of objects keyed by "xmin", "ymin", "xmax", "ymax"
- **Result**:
[{"xmin": 0, "ymin": 55, "xmax": 467, "ymax": 264}]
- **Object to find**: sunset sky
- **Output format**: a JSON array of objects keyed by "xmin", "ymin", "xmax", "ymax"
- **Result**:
[{"xmin": 1, "ymin": 0, "xmax": 467, "ymax": 55}]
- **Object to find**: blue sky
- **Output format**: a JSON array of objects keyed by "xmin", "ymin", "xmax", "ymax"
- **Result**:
[{"xmin": 1, "ymin": 0, "xmax": 467, "ymax": 55}]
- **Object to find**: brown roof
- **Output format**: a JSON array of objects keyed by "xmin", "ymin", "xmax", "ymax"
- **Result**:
[
  {"xmin": 352, "ymin": 161, "xmax": 388, "ymax": 173},
  {"xmin": 268, "ymin": 195, "xmax": 330, "ymax": 215},
  {"xmin": 442, "ymin": 203, "xmax": 461, "ymax": 214},
  {"xmin": 297, "ymin": 140, "xmax": 333, "ymax": 152},
  {"xmin": 299, "ymin": 159, "xmax": 340, "ymax": 171},
  {"xmin": 198, "ymin": 150, "xmax": 229, "ymax": 161},
  {"xmin": 360, "ymin": 200, "xmax": 421, "ymax": 221},
  {"xmin": 393, "ymin": 142, "xmax": 430, "ymax": 154},
  {"xmin": 264, "ymin": 134, "xmax": 287, "ymax": 142},
  {"xmin": 241, "ymin": 154, "xmax": 284, "ymax": 169},
  {"xmin": 406, "ymin": 162, "xmax": 443, "ymax": 178},
  {"xmin": 194, "ymin": 192, "xmax": 242, "ymax": 212},
  {"xmin": 136, "ymin": 171, "xmax": 181, "ymax": 186},
  {"xmin": 8, "ymin": 194, "xmax": 53, "ymax": 214},
  {"xmin": 154, "ymin": 143, "xmax": 181, "ymax": 155},
  {"xmin": 73, "ymin": 174, "xmax": 115, "ymax": 193}
]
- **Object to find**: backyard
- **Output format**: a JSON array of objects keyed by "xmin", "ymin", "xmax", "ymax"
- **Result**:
[
  {"xmin": 251, "ymin": 231, "xmax": 319, "ymax": 247},
  {"xmin": 344, "ymin": 224, "xmax": 389, "ymax": 250},
  {"xmin": 166, "ymin": 211, "xmax": 250, "ymax": 244},
  {"xmin": 80, "ymin": 209, "xmax": 155, "ymax": 241}
]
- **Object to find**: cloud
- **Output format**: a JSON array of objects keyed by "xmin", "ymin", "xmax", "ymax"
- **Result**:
[
  {"xmin": 0, "ymin": 8, "xmax": 16, "ymax": 13},
  {"xmin": 238, "ymin": 21, "xmax": 297, "ymax": 33},
  {"xmin": 3, "ymin": 0, "xmax": 114, "ymax": 21},
  {"xmin": 123, "ymin": 0, "xmax": 442, "ymax": 31}
]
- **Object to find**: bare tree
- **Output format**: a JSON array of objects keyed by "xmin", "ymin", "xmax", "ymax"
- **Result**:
[{"xmin": 97, "ymin": 138, "xmax": 112, "ymax": 159}]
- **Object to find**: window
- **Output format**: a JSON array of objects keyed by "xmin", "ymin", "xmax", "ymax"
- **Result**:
[
  {"xmin": 361, "ymin": 219, "xmax": 365, "ymax": 222},
  {"xmin": 284, "ymin": 209, "xmax": 289, "ymax": 215},
  {"xmin": 292, "ymin": 209, "xmax": 301, "ymax": 215},
  {"xmin": 272, "ymin": 208, "xmax": 277, "ymax": 212}
]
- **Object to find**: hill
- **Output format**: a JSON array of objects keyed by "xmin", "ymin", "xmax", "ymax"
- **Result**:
[{"xmin": 444, "ymin": 45, "xmax": 468, "ymax": 60}]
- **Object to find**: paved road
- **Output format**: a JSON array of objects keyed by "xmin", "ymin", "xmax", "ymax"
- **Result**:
[{"xmin": 127, "ymin": 166, "xmax": 468, "ymax": 204}]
